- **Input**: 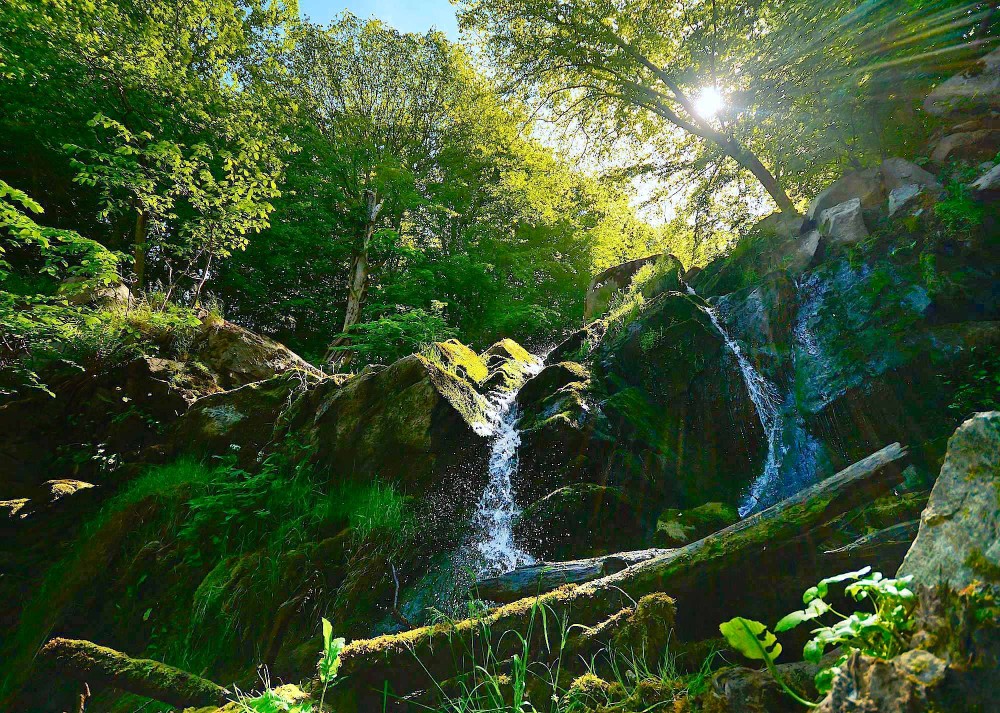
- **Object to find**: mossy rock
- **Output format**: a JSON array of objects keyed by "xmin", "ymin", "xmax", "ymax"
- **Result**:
[
  {"xmin": 516, "ymin": 361, "xmax": 589, "ymax": 416},
  {"xmin": 692, "ymin": 212, "xmax": 807, "ymax": 298},
  {"xmin": 654, "ymin": 502, "xmax": 739, "ymax": 548},
  {"xmin": 480, "ymin": 338, "xmax": 539, "ymax": 392},
  {"xmin": 170, "ymin": 372, "xmax": 323, "ymax": 464},
  {"xmin": 276, "ymin": 351, "xmax": 491, "ymax": 492}
]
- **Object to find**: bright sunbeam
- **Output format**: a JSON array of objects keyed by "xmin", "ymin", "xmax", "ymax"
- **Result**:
[{"xmin": 694, "ymin": 86, "xmax": 725, "ymax": 118}]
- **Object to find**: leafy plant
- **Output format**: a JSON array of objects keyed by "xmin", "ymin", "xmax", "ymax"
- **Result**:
[
  {"xmin": 718, "ymin": 617, "xmax": 815, "ymax": 706},
  {"xmin": 318, "ymin": 617, "xmax": 346, "ymax": 710},
  {"xmin": 776, "ymin": 567, "xmax": 916, "ymax": 694},
  {"xmin": 721, "ymin": 567, "xmax": 918, "ymax": 705}
]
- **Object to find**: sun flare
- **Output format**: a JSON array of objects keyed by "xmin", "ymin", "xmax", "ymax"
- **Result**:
[{"xmin": 694, "ymin": 86, "xmax": 725, "ymax": 118}]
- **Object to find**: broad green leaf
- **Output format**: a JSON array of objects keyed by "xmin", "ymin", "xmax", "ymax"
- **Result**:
[{"xmin": 720, "ymin": 617, "xmax": 782, "ymax": 663}]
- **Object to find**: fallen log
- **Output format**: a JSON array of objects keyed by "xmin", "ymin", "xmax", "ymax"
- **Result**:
[
  {"xmin": 823, "ymin": 520, "xmax": 920, "ymax": 555},
  {"xmin": 475, "ymin": 548, "xmax": 672, "ymax": 604},
  {"xmin": 40, "ymin": 638, "xmax": 230, "ymax": 708},
  {"xmin": 329, "ymin": 443, "xmax": 908, "ymax": 707}
]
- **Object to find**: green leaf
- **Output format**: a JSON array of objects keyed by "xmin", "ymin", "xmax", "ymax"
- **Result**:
[
  {"xmin": 322, "ymin": 617, "xmax": 333, "ymax": 650},
  {"xmin": 719, "ymin": 617, "xmax": 782, "ymax": 663},
  {"xmin": 775, "ymin": 598, "xmax": 830, "ymax": 632},
  {"xmin": 814, "ymin": 666, "xmax": 838, "ymax": 694}
]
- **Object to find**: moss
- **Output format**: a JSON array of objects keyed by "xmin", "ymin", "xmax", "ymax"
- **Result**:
[
  {"xmin": 965, "ymin": 549, "xmax": 1000, "ymax": 583},
  {"xmin": 426, "ymin": 339, "xmax": 490, "ymax": 384}
]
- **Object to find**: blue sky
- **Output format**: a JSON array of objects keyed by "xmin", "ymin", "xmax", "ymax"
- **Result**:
[{"xmin": 298, "ymin": 0, "xmax": 460, "ymax": 38}]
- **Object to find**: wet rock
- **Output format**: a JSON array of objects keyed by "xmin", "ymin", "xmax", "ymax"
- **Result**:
[
  {"xmin": 924, "ymin": 47, "xmax": 1000, "ymax": 117},
  {"xmin": 479, "ymin": 338, "xmax": 539, "ymax": 392},
  {"xmin": 971, "ymin": 162, "xmax": 1000, "ymax": 195},
  {"xmin": 653, "ymin": 502, "xmax": 738, "ymax": 548},
  {"xmin": 514, "ymin": 484, "xmax": 645, "ymax": 559},
  {"xmin": 516, "ymin": 361, "xmax": 589, "ymax": 414},
  {"xmin": 818, "ymin": 198, "xmax": 869, "ymax": 246},
  {"xmin": 275, "ymin": 347, "xmax": 492, "ymax": 492},
  {"xmin": 898, "ymin": 411, "xmax": 1000, "ymax": 588},
  {"xmin": 808, "ymin": 168, "xmax": 885, "ymax": 222}
]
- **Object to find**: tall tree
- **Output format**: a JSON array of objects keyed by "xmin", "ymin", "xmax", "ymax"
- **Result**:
[
  {"xmin": 0, "ymin": 0, "xmax": 296, "ymax": 291},
  {"xmin": 457, "ymin": 0, "xmax": 798, "ymax": 213},
  {"xmin": 290, "ymin": 16, "xmax": 463, "ymax": 365}
]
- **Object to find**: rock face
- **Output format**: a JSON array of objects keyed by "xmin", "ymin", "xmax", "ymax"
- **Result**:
[
  {"xmin": 513, "ymin": 484, "xmax": 645, "ymax": 559},
  {"xmin": 807, "ymin": 168, "xmax": 885, "ymax": 221},
  {"xmin": 898, "ymin": 412, "xmax": 1000, "ymax": 589},
  {"xmin": 924, "ymin": 46, "xmax": 1000, "ymax": 117}
]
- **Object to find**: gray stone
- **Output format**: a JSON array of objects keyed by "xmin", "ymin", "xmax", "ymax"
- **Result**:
[
  {"xmin": 807, "ymin": 168, "xmax": 886, "ymax": 221},
  {"xmin": 888, "ymin": 183, "xmax": 923, "ymax": 217},
  {"xmin": 924, "ymin": 47, "xmax": 1000, "ymax": 117},
  {"xmin": 818, "ymin": 198, "xmax": 869, "ymax": 245},
  {"xmin": 898, "ymin": 412, "xmax": 1000, "ymax": 588},
  {"xmin": 879, "ymin": 158, "xmax": 939, "ymax": 193},
  {"xmin": 59, "ymin": 277, "xmax": 132, "ymax": 308},
  {"xmin": 788, "ymin": 229, "xmax": 821, "ymax": 274},
  {"xmin": 971, "ymin": 163, "xmax": 1000, "ymax": 193}
]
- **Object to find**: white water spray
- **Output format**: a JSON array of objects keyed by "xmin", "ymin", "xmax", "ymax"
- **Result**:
[
  {"xmin": 687, "ymin": 286, "xmax": 784, "ymax": 516},
  {"xmin": 468, "ymin": 358, "xmax": 544, "ymax": 577}
]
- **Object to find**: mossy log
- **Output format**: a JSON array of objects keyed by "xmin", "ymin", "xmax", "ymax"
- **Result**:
[
  {"xmin": 40, "ymin": 638, "xmax": 229, "ymax": 708},
  {"xmin": 329, "ymin": 443, "xmax": 907, "ymax": 707},
  {"xmin": 475, "ymin": 548, "xmax": 672, "ymax": 603}
]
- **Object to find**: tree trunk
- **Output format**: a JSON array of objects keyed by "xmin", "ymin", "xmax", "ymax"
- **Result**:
[
  {"xmin": 132, "ymin": 209, "xmax": 148, "ymax": 291},
  {"xmin": 191, "ymin": 252, "xmax": 213, "ymax": 308},
  {"xmin": 326, "ymin": 190, "xmax": 383, "ymax": 368},
  {"xmin": 475, "ymin": 549, "xmax": 672, "ymax": 604},
  {"xmin": 40, "ymin": 638, "xmax": 229, "ymax": 708},
  {"xmin": 718, "ymin": 136, "xmax": 797, "ymax": 213}
]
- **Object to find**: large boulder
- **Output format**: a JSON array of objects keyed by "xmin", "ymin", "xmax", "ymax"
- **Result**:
[
  {"xmin": 187, "ymin": 318, "xmax": 322, "ymax": 390},
  {"xmin": 924, "ymin": 46, "xmax": 1000, "ymax": 117},
  {"xmin": 169, "ymin": 371, "xmax": 328, "ymax": 463},
  {"xmin": 818, "ymin": 198, "xmax": 869, "ymax": 246},
  {"xmin": 929, "ymin": 120, "xmax": 1000, "ymax": 165},
  {"xmin": 807, "ymin": 168, "xmax": 885, "ymax": 222},
  {"xmin": 898, "ymin": 412, "xmax": 1000, "ymax": 588},
  {"xmin": 879, "ymin": 157, "xmax": 940, "ymax": 194},
  {"xmin": 274, "ymin": 343, "xmax": 506, "ymax": 493}
]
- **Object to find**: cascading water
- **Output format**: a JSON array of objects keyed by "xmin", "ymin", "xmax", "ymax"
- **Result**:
[
  {"xmin": 686, "ymin": 286, "xmax": 785, "ymax": 516},
  {"xmin": 466, "ymin": 356, "xmax": 545, "ymax": 578}
]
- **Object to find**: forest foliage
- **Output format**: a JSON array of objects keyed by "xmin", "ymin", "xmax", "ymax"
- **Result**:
[{"xmin": 1, "ymin": 0, "xmax": 992, "ymax": 375}]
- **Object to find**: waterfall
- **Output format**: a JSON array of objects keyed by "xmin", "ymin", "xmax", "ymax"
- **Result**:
[
  {"xmin": 687, "ymin": 286, "xmax": 785, "ymax": 516},
  {"xmin": 467, "ymin": 357, "xmax": 544, "ymax": 578}
]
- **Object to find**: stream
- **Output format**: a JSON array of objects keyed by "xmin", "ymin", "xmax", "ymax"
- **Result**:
[
  {"xmin": 688, "ymin": 285, "xmax": 820, "ymax": 517},
  {"xmin": 468, "ymin": 384, "xmax": 540, "ymax": 577}
]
